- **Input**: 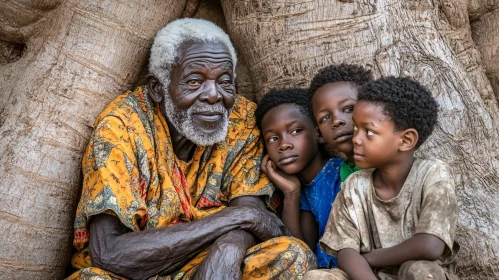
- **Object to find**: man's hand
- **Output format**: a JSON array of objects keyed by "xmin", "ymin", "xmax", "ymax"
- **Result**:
[
  {"xmin": 261, "ymin": 154, "xmax": 301, "ymax": 195},
  {"xmin": 87, "ymin": 202, "xmax": 286, "ymax": 279},
  {"xmin": 229, "ymin": 196, "xmax": 290, "ymax": 240},
  {"xmin": 190, "ymin": 196, "xmax": 289, "ymax": 280},
  {"xmin": 236, "ymin": 206, "xmax": 290, "ymax": 240},
  {"xmin": 194, "ymin": 230, "xmax": 256, "ymax": 280}
]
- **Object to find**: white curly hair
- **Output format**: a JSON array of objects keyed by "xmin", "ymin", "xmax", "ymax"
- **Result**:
[{"xmin": 149, "ymin": 18, "xmax": 237, "ymax": 89}]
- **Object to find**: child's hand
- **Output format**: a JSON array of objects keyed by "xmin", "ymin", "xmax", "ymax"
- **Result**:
[{"xmin": 261, "ymin": 154, "xmax": 301, "ymax": 195}]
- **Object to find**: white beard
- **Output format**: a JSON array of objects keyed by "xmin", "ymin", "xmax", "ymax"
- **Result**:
[{"xmin": 163, "ymin": 96, "xmax": 230, "ymax": 146}]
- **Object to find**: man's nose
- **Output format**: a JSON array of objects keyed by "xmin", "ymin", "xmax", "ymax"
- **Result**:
[{"xmin": 199, "ymin": 80, "xmax": 222, "ymax": 104}]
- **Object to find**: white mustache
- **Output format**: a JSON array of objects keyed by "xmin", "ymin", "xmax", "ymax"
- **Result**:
[{"xmin": 189, "ymin": 104, "xmax": 228, "ymax": 115}]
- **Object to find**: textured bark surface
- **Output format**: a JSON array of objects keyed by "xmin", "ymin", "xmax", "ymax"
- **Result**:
[
  {"xmin": 221, "ymin": 0, "xmax": 499, "ymax": 278},
  {"xmin": 436, "ymin": 0, "xmax": 498, "ymax": 114},
  {"xmin": 469, "ymin": 0, "xmax": 499, "ymax": 101},
  {"xmin": 0, "ymin": 0, "xmax": 185, "ymax": 279}
]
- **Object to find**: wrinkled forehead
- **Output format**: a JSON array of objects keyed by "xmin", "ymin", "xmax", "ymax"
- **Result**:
[{"xmin": 174, "ymin": 40, "xmax": 233, "ymax": 66}]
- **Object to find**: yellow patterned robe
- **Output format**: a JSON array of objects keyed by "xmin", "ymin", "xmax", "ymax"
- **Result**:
[{"xmin": 69, "ymin": 87, "xmax": 315, "ymax": 279}]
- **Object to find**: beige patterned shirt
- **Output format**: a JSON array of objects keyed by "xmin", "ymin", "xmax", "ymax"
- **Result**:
[{"xmin": 320, "ymin": 158, "xmax": 458, "ymax": 264}]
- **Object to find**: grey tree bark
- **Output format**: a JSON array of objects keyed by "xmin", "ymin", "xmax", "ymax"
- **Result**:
[
  {"xmin": 469, "ymin": 0, "xmax": 499, "ymax": 101},
  {"xmin": 220, "ymin": 0, "xmax": 499, "ymax": 278},
  {"xmin": 0, "ymin": 1, "xmax": 185, "ymax": 279}
]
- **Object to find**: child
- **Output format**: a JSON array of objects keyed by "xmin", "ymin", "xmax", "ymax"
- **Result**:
[
  {"xmin": 308, "ymin": 64, "xmax": 373, "ymax": 182},
  {"xmin": 306, "ymin": 77, "xmax": 459, "ymax": 280},
  {"xmin": 256, "ymin": 88, "xmax": 339, "ymax": 268}
]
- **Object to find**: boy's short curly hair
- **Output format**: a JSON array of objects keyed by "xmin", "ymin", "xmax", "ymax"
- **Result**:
[
  {"xmin": 308, "ymin": 63, "xmax": 373, "ymax": 100},
  {"xmin": 255, "ymin": 88, "xmax": 312, "ymax": 129},
  {"xmin": 358, "ymin": 76, "xmax": 439, "ymax": 149}
]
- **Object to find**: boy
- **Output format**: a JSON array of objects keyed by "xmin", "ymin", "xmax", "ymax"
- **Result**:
[
  {"xmin": 306, "ymin": 77, "xmax": 459, "ymax": 280},
  {"xmin": 308, "ymin": 64, "xmax": 373, "ymax": 182},
  {"xmin": 256, "ymin": 88, "xmax": 340, "ymax": 268}
]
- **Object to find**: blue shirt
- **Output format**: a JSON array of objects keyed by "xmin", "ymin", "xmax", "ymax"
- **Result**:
[{"xmin": 300, "ymin": 158, "xmax": 343, "ymax": 268}]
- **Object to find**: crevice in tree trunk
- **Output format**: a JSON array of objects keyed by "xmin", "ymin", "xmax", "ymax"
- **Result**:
[{"xmin": 0, "ymin": 40, "xmax": 25, "ymax": 65}]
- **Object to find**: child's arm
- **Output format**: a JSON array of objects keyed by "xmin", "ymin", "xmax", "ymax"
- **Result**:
[
  {"xmin": 338, "ymin": 249, "xmax": 377, "ymax": 280},
  {"xmin": 300, "ymin": 210, "xmax": 319, "ymax": 252},
  {"xmin": 261, "ymin": 155, "xmax": 316, "ymax": 249},
  {"xmin": 362, "ymin": 233, "xmax": 445, "ymax": 268},
  {"xmin": 365, "ymin": 162, "xmax": 457, "ymax": 268}
]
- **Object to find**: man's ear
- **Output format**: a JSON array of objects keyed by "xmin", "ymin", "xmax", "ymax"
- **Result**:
[
  {"xmin": 146, "ymin": 74, "xmax": 165, "ymax": 103},
  {"xmin": 399, "ymin": 128, "xmax": 418, "ymax": 152},
  {"xmin": 316, "ymin": 128, "xmax": 327, "ymax": 144}
]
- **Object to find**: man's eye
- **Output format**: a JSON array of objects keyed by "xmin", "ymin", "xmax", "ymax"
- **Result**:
[
  {"xmin": 268, "ymin": 136, "xmax": 278, "ymax": 143},
  {"xmin": 221, "ymin": 80, "xmax": 232, "ymax": 86},
  {"xmin": 320, "ymin": 115, "xmax": 330, "ymax": 123},
  {"xmin": 344, "ymin": 105, "xmax": 354, "ymax": 113},
  {"xmin": 291, "ymin": 129, "xmax": 302, "ymax": 135},
  {"xmin": 188, "ymin": 80, "xmax": 201, "ymax": 86},
  {"xmin": 367, "ymin": 130, "xmax": 375, "ymax": 136}
]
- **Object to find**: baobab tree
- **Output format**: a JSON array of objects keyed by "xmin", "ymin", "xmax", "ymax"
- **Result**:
[{"xmin": 0, "ymin": 0, "xmax": 498, "ymax": 279}]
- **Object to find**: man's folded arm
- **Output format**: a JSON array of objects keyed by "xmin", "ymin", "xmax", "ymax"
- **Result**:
[
  {"xmin": 88, "ymin": 201, "xmax": 286, "ymax": 279},
  {"xmin": 193, "ymin": 229, "xmax": 256, "ymax": 280}
]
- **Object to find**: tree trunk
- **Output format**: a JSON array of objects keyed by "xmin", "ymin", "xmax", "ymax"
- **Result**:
[
  {"xmin": 221, "ymin": 0, "xmax": 499, "ymax": 278},
  {"xmin": 0, "ymin": 0, "xmax": 185, "ymax": 278},
  {"xmin": 469, "ymin": 0, "xmax": 499, "ymax": 101},
  {"xmin": 436, "ymin": 0, "xmax": 498, "ymax": 112}
]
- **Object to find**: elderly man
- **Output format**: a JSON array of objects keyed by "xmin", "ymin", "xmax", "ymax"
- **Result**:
[{"xmin": 68, "ymin": 19, "xmax": 315, "ymax": 280}]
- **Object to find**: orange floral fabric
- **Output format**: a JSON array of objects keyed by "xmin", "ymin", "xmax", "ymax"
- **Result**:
[
  {"xmin": 68, "ymin": 237, "xmax": 317, "ymax": 280},
  {"xmin": 71, "ymin": 86, "xmax": 276, "ymax": 267}
]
